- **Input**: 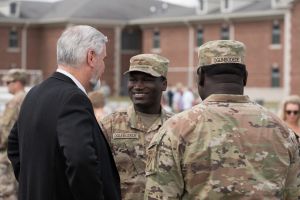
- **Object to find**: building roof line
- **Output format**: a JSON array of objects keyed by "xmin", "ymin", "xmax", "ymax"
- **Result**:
[
  {"xmin": 37, "ymin": 17, "xmax": 126, "ymax": 26},
  {"xmin": 0, "ymin": 17, "xmax": 126, "ymax": 26},
  {"xmin": 129, "ymin": 9, "xmax": 286, "ymax": 25}
]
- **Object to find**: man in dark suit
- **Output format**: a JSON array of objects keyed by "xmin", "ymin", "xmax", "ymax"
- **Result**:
[{"xmin": 7, "ymin": 25, "xmax": 121, "ymax": 200}]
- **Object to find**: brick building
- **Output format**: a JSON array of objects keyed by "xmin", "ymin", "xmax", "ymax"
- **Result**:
[{"xmin": 0, "ymin": 0, "xmax": 299, "ymax": 101}]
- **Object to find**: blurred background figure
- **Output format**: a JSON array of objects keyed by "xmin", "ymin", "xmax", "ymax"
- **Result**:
[
  {"xmin": 0, "ymin": 68, "xmax": 28, "ymax": 200},
  {"xmin": 182, "ymin": 87, "xmax": 195, "ymax": 110},
  {"xmin": 88, "ymin": 90, "xmax": 111, "ymax": 122},
  {"xmin": 173, "ymin": 83, "xmax": 184, "ymax": 112},
  {"xmin": 166, "ymin": 85, "xmax": 174, "ymax": 110},
  {"xmin": 99, "ymin": 80, "xmax": 111, "ymax": 99},
  {"xmin": 279, "ymin": 95, "xmax": 300, "ymax": 141}
]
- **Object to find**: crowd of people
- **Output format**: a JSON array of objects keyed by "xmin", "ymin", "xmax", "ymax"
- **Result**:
[{"xmin": 0, "ymin": 25, "xmax": 299, "ymax": 200}]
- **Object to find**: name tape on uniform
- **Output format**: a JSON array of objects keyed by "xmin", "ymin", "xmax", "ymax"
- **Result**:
[
  {"xmin": 113, "ymin": 133, "xmax": 139, "ymax": 139},
  {"xmin": 212, "ymin": 57, "xmax": 242, "ymax": 64}
]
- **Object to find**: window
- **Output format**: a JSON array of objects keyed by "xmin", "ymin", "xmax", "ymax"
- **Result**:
[
  {"xmin": 271, "ymin": 66, "xmax": 280, "ymax": 87},
  {"xmin": 224, "ymin": 0, "xmax": 229, "ymax": 9},
  {"xmin": 197, "ymin": 28, "xmax": 204, "ymax": 46},
  {"xmin": 121, "ymin": 28, "xmax": 141, "ymax": 50},
  {"xmin": 272, "ymin": 21, "xmax": 280, "ymax": 44},
  {"xmin": 199, "ymin": 0, "xmax": 204, "ymax": 11},
  {"xmin": 153, "ymin": 30, "xmax": 160, "ymax": 49},
  {"xmin": 10, "ymin": 2, "xmax": 17, "ymax": 15},
  {"xmin": 9, "ymin": 29, "xmax": 18, "ymax": 48},
  {"xmin": 221, "ymin": 25, "xmax": 229, "ymax": 40}
]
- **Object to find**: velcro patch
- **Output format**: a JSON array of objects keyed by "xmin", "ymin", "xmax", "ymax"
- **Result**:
[{"xmin": 112, "ymin": 133, "xmax": 139, "ymax": 139}]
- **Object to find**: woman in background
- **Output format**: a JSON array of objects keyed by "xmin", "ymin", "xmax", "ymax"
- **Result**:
[{"xmin": 279, "ymin": 95, "xmax": 300, "ymax": 141}]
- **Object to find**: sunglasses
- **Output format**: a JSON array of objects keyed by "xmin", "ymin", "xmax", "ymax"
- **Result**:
[
  {"xmin": 6, "ymin": 80, "xmax": 15, "ymax": 85},
  {"xmin": 286, "ymin": 110, "xmax": 299, "ymax": 115}
]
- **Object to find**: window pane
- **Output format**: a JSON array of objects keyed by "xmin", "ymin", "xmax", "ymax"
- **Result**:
[
  {"xmin": 271, "ymin": 67, "xmax": 280, "ymax": 87},
  {"xmin": 221, "ymin": 26, "xmax": 229, "ymax": 40},
  {"xmin": 224, "ymin": 0, "xmax": 229, "ymax": 9},
  {"xmin": 197, "ymin": 28, "xmax": 204, "ymax": 46},
  {"xmin": 199, "ymin": 0, "xmax": 204, "ymax": 10},
  {"xmin": 272, "ymin": 22, "xmax": 280, "ymax": 44},
  {"xmin": 10, "ymin": 3, "xmax": 16, "ymax": 15},
  {"xmin": 9, "ymin": 30, "xmax": 18, "ymax": 48},
  {"xmin": 121, "ymin": 29, "xmax": 141, "ymax": 50},
  {"xmin": 153, "ymin": 30, "xmax": 160, "ymax": 49}
]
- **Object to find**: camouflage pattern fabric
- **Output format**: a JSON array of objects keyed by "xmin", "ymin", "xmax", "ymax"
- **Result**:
[
  {"xmin": 145, "ymin": 94, "xmax": 300, "ymax": 200},
  {"xmin": 100, "ymin": 104, "xmax": 173, "ymax": 200},
  {"xmin": 198, "ymin": 40, "xmax": 245, "ymax": 67},
  {"xmin": 0, "ymin": 90, "xmax": 26, "ymax": 200},
  {"xmin": 124, "ymin": 54, "xmax": 169, "ymax": 78}
]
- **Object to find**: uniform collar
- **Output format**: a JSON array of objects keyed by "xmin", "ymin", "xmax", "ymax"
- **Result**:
[
  {"xmin": 204, "ymin": 94, "xmax": 250, "ymax": 103},
  {"xmin": 127, "ymin": 104, "xmax": 170, "ymax": 132}
]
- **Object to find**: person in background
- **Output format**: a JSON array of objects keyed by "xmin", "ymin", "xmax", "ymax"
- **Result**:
[
  {"xmin": 172, "ymin": 83, "xmax": 184, "ymax": 113},
  {"xmin": 166, "ymin": 85, "xmax": 174, "ymax": 110},
  {"xmin": 279, "ymin": 95, "xmax": 300, "ymax": 141},
  {"xmin": 0, "ymin": 69, "xmax": 27, "ymax": 200},
  {"xmin": 100, "ymin": 54, "xmax": 173, "ymax": 200},
  {"xmin": 145, "ymin": 40, "xmax": 300, "ymax": 199},
  {"xmin": 88, "ymin": 90, "xmax": 111, "ymax": 122},
  {"xmin": 7, "ymin": 25, "xmax": 120, "ymax": 200},
  {"xmin": 182, "ymin": 87, "xmax": 195, "ymax": 110}
]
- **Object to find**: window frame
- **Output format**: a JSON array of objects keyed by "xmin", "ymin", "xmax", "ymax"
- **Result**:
[
  {"xmin": 220, "ymin": 25, "xmax": 230, "ymax": 40},
  {"xmin": 271, "ymin": 65, "xmax": 280, "ymax": 87}
]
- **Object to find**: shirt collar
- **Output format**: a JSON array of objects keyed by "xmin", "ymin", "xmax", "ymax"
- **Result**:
[
  {"xmin": 204, "ymin": 94, "xmax": 250, "ymax": 103},
  {"xmin": 56, "ymin": 68, "xmax": 87, "ymax": 95}
]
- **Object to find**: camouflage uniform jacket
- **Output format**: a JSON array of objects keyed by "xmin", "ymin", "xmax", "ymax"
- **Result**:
[
  {"xmin": 0, "ymin": 90, "xmax": 26, "ymax": 199},
  {"xmin": 145, "ymin": 94, "xmax": 300, "ymax": 200},
  {"xmin": 0, "ymin": 90, "xmax": 26, "ymax": 150},
  {"xmin": 100, "ymin": 104, "xmax": 173, "ymax": 200}
]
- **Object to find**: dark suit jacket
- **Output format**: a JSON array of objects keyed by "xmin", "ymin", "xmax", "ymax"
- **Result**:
[{"xmin": 7, "ymin": 72, "xmax": 121, "ymax": 200}]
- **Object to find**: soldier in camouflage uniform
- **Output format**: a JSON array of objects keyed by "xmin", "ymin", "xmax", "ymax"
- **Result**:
[
  {"xmin": 0, "ymin": 69, "xmax": 27, "ymax": 200},
  {"xmin": 100, "ymin": 54, "xmax": 173, "ymax": 200},
  {"xmin": 144, "ymin": 40, "xmax": 300, "ymax": 199}
]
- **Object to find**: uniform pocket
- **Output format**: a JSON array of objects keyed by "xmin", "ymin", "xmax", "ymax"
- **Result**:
[
  {"xmin": 111, "ymin": 134, "xmax": 143, "ymax": 179},
  {"xmin": 145, "ymin": 130, "xmax": 166, "ymax": 177}
]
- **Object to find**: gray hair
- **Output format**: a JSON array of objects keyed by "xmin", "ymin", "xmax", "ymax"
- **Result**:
[{"xmin": 57, "ymin": 25, "xmax": 108, "ymax": 67}]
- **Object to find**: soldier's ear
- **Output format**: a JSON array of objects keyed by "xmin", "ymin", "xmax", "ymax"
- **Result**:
[{"xmin": 197, "ymin": 68, "xmax": 205, "ymax": 86}]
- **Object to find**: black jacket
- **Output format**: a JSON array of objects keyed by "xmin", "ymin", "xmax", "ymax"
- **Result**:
[{"xmin": 8, "ymin": 72, "xmax": 120, "ymax": 200}]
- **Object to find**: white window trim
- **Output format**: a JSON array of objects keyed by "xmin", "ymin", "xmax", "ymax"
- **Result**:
[
  {"xmin": 6, "ymin": 47, "xmax": 20, "ymax": 53},
  {"xmin": 269, "ymin": 44, "xmax": 282, "ymax": 50},
  {"xmin": 151, "ymin": 48, "xmax": 161, "ymax": 54}
]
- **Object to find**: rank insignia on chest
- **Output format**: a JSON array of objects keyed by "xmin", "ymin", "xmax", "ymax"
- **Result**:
[{"xmin": 112, "ymin": 133, "xmax": 139, "ymax": 139}]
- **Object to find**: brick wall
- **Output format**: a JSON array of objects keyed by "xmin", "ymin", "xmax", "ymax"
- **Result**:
[
  {"xmin": 143, "ymin": 25, "xmax": 190, "ymax": 85},
  {"xmin": 0, "ymin": 25, "xmax": 22, "ymax": 69},
  {"xmin": 142, "ymin": 19, "xmax": 285, "ymax": 88},
  {"xmin": 234, "ymin": 19, "xmax": 284, "ymax": 87},
  {"xmin": 27, "ymin": 27, "xmax": 42, "ymax": 70}
]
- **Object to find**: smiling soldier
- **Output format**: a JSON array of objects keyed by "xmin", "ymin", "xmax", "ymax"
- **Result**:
[{"xmin": 100, "ymin": 54, "xmax": 173, "ymax": 200}]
